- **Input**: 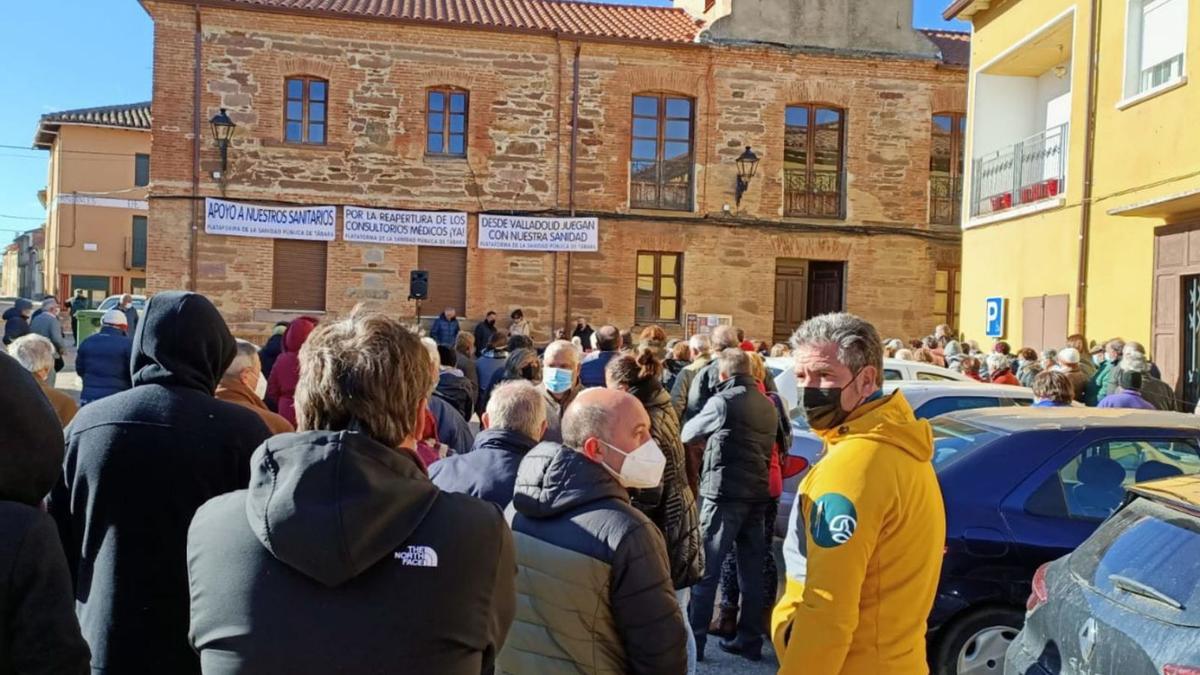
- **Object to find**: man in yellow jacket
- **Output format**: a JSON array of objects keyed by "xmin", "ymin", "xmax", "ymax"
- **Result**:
[{"xmin": 773, "ymin": 313, "xmax": 945, "ymax": 674}]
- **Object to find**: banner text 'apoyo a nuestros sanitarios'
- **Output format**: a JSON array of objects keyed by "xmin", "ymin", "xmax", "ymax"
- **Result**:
[{"xmin": 204, "ymin": 198, "xmax": 336, "ymax": 241}]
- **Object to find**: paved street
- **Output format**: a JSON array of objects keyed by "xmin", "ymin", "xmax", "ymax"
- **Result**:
[{"xmin": 698, "ymin": 641, "xmax": 779, "ymax": 674}]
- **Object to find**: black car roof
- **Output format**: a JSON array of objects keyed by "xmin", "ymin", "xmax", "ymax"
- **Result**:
[{"xmin": 939, "ymin": 407, "xmax": 1200, "ymax": 434}]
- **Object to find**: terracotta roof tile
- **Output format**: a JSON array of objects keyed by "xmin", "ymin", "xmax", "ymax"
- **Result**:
[
  {"xmin": 212, "ymin": 0, "xmax": 701, "ymax": 44},
  {"xmin": 920, "ymin": 29, "xmax": 970, "ymax": 67},
  {"xmin": 40, "ymin": 102, "xmax": 152, "ymax": 130},
  {"xmin": 34, "ymin": 102, "xmax": 152, "ymax": 148}
]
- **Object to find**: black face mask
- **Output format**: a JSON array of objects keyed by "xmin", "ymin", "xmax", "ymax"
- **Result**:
[
  {"xmin": 800, "ymin": 370, "xmax": 864, "ymax": 431},
  {"xmin": 521, "ymin": 364, "xmax": 540, "ymax": 381}
]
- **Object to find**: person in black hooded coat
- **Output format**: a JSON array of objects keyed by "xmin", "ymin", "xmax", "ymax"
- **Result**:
[
  {"xmin": 0, "ymin": 353, "xmax": 90, "ymax": 674},
  {"xmin": 49, "ymin": 291, "xmax": 272, "ymax": 675},
  {"xmin": 2, "ymin": 299, "xmax": 32, "ymax": 346}
]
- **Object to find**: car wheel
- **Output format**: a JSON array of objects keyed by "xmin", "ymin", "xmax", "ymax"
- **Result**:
[{"xmin": 932, "ymin": 607, "xmax": 1024, "ymax": 675}]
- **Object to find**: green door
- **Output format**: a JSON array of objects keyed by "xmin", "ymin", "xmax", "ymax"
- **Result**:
[{"xmin": 71, "ymin": 275, "xmax": 109, "ymax": 309}]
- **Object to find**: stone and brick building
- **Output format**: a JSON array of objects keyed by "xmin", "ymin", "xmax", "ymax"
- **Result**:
[{"xmin": 140, "ymin": 0, "xmax": 968, "ymax": 343}]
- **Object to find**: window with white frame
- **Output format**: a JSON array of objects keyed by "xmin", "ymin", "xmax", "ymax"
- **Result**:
[{"xmin": 1125, "ymin": 0, "xmax": 1188, "ymax": 98}]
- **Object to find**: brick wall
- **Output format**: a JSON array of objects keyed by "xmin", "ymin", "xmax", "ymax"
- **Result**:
[{"xmin": 144, "ymin": 2, "xmax": 965, "ymax": 342}]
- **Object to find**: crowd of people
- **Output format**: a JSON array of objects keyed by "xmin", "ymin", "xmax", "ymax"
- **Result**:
[
  {"xmin": 2, "ymin": 292, "xmax": 1191, "ymax": 674},
  {"xmin": 877, "ymin": 322, "xmax": 1182, "ymax": 412}
]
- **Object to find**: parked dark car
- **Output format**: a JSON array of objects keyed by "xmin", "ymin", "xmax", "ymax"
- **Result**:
[
  {"xmin": 1005, "ymin": 475, "xmax": 1200, "ymax": 675},
  {"xmin": 775, "ymin": 382, "xmax": 1034, "ymax": 536},
  {"xmin": 926, "ymin": 408, "xmax": 1200, "ymax": 675}
]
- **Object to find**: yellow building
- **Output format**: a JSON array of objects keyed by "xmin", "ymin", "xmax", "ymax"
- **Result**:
[
  {"xmin": 34, "ymin": 103, "xmax": 152, "ymax": 306},
  {"xmin": 947, "ymin": 0, "xmax": 1199, "ymax": 402}
]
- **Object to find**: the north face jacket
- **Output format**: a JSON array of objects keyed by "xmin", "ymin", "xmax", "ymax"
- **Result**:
[
  {"xmin": 188, "ymin": 430, "xmax": 516, "ymax": 674},
  {"xmin": 772, "ymin": 392, "xmax": 945, "ymax": 675},
  {"xmin": 498, "ymin": 443, "xmax": 688, "ymax": 675},
  {"xmin": 681, "ymin": 374, "xmax": 778, "ymax": 503}
]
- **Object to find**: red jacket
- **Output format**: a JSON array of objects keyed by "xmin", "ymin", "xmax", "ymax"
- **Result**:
[
  {"xmin": 991, "ymin": 369, "xmax": 1020, "ymax": 386},
  {"xmin": 266, "ymin": 317, "xmax": 319, "ymax": 426}
]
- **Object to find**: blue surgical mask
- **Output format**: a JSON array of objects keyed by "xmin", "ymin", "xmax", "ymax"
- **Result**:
[
  {"xmin": 1092, "ymin": 354, "xmax": 1104, "ymax": 367},
  {"xmin": 543, "ymin": 366, "xmax": 574, "ymax": 394}
]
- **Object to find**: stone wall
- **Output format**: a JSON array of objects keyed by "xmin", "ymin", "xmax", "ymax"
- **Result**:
[{"xmin": 144, "ymin": 2, "xmax": 965, "ymax": 342}]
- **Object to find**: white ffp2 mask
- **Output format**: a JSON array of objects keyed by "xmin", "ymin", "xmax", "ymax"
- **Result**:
[
  {"xmin": 255, "ymin": 373, "xmax": 268, "ymax": 400},
  {"xmin": 599, "ymin": 439, "xmax": 666, "ymax": 489}
]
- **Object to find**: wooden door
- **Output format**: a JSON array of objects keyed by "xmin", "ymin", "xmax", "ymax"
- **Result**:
[
  {"xmin": 774, "ymin": 259, "xmax": 807, "ymax": 344},
  {"xmin": 1021, "ymin": 294, "xmax": 1069, "ymax": 353},
  {"xmin": 807, "ymin": 261, "xmax": 845, "ymax": 318}
]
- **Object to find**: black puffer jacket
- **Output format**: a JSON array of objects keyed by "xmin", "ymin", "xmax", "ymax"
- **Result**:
[
  {"xmin": 499, "ymin": 444, "xmax": 687, "ymax": 675},
  {"xmin": 1, "ymin": 300, "xmax": 31, "ymax": 346},
  {"xmin": 631, "ymin": 384, "xmax": 703, "ymax": 590},
  {"xmin": 49, "ymin": 292, "xmax": 272, "ymax": 675},
  {"xmin": 681, "ymin": 374, "xmax": 778, "ymax": 503},
  {"xmin": 0, "ymin": 354, "xmax": 89, "ymax": 674},
  {"xmin": 188, "ymin": 430, "xmax": 516, "ymax": 674}
]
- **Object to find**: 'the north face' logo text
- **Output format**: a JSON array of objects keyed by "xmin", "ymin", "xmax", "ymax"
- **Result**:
[{"xmin": 394, "ymin": 545, "xmax": 439, "ymax": 567}]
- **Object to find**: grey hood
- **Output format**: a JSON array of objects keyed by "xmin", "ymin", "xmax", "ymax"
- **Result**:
[{"xmin": 246, "ymin": 430, "xmax": 438, "ymax": 587}]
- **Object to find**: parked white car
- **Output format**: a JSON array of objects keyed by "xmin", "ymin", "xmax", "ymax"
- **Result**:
[
  {"xmin": 775, "ymin": 380, "xmax": 1035, "ymax": 536},
  {"xmin": 96, "ymin": 294, "xmax": 148, "ymax": 312},
  {"xmin": 767, "ymin": 356, "xmax": 970, "ymax": 413}
]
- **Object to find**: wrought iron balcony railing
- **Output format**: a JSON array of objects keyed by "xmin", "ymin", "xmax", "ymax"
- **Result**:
[{"xmin": 970, "ymin": 122, "xmax": 1067, "ymax": 219}]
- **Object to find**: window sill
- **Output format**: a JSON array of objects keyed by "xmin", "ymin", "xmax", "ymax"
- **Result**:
[
  {"xmin": 627, "ymin": 207, "xmax": 699, "ymax": 218},
  {"xmin": 965, "ymin": 197, "xmax": 1065, "ymax": 229},
  {"xmin": 1116, "ymin": 76, "xmax": 1188, "ymax": 110},
  {"xmin": 260, "ymin": 139, "xmax": 347, "ymax": 152},
  {"xmin": 424, "ymin": 153, "xmax": 468, "ymax": 161},
  {"xmin": 782, "ymin": 214, "xmax": 846, "ymax": 223}
]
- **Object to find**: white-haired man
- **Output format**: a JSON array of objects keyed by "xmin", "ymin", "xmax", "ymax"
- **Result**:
[
  {"xmin": 216, "ymin": 339, "xmax": 294, "ymax": 435},
  {"xmin": 773, "ymin": 313, "xmax": 944, "ymax": 675},
  {"xmin": 540, "ymin": 339, "xmax": 582, "ymax": 442},
  {"xmin": 670, "ymin": 333, "xmax": 711, "ymax": 417},
  {"xmin": 29, "ymin": 299, "xmax": 67, "ymax": 387},
  {"xmin": 431, "ymin": 380, "xmax": 547, "ymax": 507},
  {"xmin": 76, "ymin": 309, "xmax": 133, "ymax": 405},
  {"xmin": 8, "ymin": 333, "xmax": 78, "ymax": 426}
]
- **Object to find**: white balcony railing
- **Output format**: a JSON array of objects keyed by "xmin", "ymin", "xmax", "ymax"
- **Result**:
[{"xmin": 970, "ymin": 123, "xmax": 1068, "ymax": 218}]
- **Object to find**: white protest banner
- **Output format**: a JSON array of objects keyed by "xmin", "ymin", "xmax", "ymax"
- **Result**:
[
  {"xmin": 478, "ymin": 215, "xmax": 599, "ymax": 252},
  {"xmin": 204, "ymin": 197, "xmax": 336, "ymax": 241},
  {"xmin": 343, "ymin": 207, "xmax": 468, "ymax": 247}
]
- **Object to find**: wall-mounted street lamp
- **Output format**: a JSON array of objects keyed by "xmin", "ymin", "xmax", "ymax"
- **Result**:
[
  {"xmin": 209, "ymin": 108, "xmax": 237, "ymax": 178},
  {"xmin": 735, "ymin": 145, "xmax": 760, "ymax": 207}
]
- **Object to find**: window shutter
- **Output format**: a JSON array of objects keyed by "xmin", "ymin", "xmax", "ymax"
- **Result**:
[
  {"xmin": 1141, "ymin": 0, "xmax": 1186, "ymax": 71},
  {"xmin": 272, "ymin": 239, "xmax": 327, "ymax": 311},
  {"xmin": 417, "ymin": 246, "xmax": 467, "ymax": 316},
  {"xmin": 131, "ymin": 216, "xmax": 147, "ymax": 268}
]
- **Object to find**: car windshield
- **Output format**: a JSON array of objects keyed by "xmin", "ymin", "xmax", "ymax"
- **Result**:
[
  {"xmin": 1069, "ymin": 498, "xmax": 1200, "ymax": 626},
  {"xmin": 930, "ymin": 417, "xmax": 1005, "ymax": 472}
]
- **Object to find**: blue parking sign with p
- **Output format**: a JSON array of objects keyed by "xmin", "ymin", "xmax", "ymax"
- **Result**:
[{"xmin": 985, "ymin": 297, "xmax": 1005, "ymax": 338}]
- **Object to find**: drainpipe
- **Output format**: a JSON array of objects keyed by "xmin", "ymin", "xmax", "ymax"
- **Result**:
[
  {"xmin": 1076, "ymin": 0, "xmax": 1102, "ymax": 335},
  {"xmin": 189, "ymin": 4, "xmax": 203, "ymax": 292},
  {"xmin": 564, "ymin": 42, "xmax": 581, "ymax": 333}
]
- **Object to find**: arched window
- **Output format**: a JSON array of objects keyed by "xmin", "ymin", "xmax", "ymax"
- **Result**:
[
  {"xmin": 426, "ymin": 88, "xmax": 468, "ymax": 156},
  {"xmin": 284, "ymin": 77, "xmax": 328, "ymax": 145},
  {"xmin": 784, "ymin": 104, "xmax": 845, "ymax": 218},
  {"xmin": 630, "ymin": 93, "xmax": 694, "ymax": 211},
  {"xmin": 930, "ymin": 112, "xmax": 967, "ymax": 227}
]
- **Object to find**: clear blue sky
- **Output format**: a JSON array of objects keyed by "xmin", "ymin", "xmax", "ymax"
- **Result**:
[{"xmin": 0, "ymin": 0, "xmax": 965, "ymax": 239}]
